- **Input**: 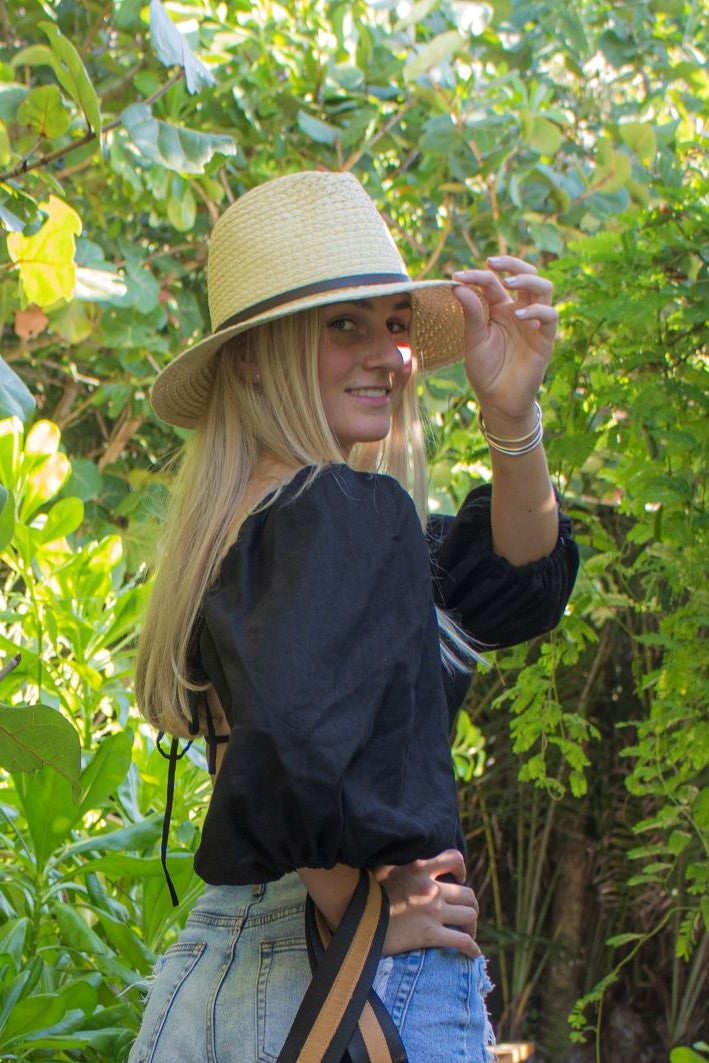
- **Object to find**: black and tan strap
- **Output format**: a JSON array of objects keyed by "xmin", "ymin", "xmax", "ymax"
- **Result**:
[{"xmin": 276, "ymin": 870, "xmax": 407, "ymax": 1063}]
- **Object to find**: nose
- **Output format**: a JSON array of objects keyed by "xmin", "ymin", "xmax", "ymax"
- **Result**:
[{"xmin": 362, "ymin": 329, "xmax": 411, "ymax": 372}]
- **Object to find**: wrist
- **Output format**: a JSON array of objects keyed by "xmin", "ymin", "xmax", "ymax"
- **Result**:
[{"xmin": 476, "ymin": 402, "xmax": 539, "ymax": 440}]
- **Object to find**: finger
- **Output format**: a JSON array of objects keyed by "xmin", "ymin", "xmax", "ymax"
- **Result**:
[
  {"xmin": 514, "ymin": 303, "xmax": 558, "ymax": 334},
  {"xmin": 504, "ymin": 274, "xmax": 553, "ymax": 305},
  {"xmin": 442, "ymin": 903, "xmax": 479, "ymax": 935},
  {"xmin": 416, "ymin": 849, "xmax": 467, "ymax": 883},
  {"xmin": 437, "ymin": 883, "xmax": 478, "ymax": 911},
  {"xmin": 487, "ymin": 255, "xmax": 539, "ymax": 275},
  {"xmin": 429, "ymin": 926, "xmax": 482, "ymax": 959},
  {"xmin": 453, "ymin": 269, "xmax": 509, "ymax": 307}
]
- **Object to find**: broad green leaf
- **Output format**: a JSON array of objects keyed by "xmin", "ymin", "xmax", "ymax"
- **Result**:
[
  {"xmin": 0, "ymin": 357, "xmax": 35, "ymax": 422},
  {"xmin": 122, "ymin": 103, "xmax": 236, "ymax": 174},
  {"xmin": 39, "ymin": 22, "xmax": 101, "ymax": 137},
  {"xmin": 14, "ymin": 765, "xmax": 78, "ymax": 863},
  {"xmin": 10, "ymin": 45, "xmax": 54, "ymax": 69},
  {"xmin": 619, "ymin": 121, "xmax": 657, "ymax": 163},
  {"xmin": 1, "ymin": 981, "xmax": 96, "ymax": 1043},
  {"xmin": 40, "ymin": 496, "xmax": 84, "ymax": 543},
  {"xmin": 0, "ymin": 84, "xmax": 29, "ymax": 120},
  {"xmin": 404, "ymin": 31, "xmax": 464, "ymax": 81},
  {"xmin": 77, "ymin": 730, "xmax": 133, "ymax": 819},
  {"xmin": 64, "ymin": 816, "xmax": 163, "ymax": 858},
  {"xmin": 593, "ymin": 142, "xmax": 632, "ymax": 193},
  {"xmin": 669, "ymin": 1050, "xmax": 709, "ymax": 1063},
  {"xmin": 0, "ymin": 705, "xmax": 81, "ymax": 797},
  {"xmin": 7, "ymin": 195, "xmax": 82, "ymax": 307},
  {"xmin": 17, "ymin": 85, "xmax": 71, "ymax": 139},
  {"xmin": 296, "ymin": 110, "xmax": 340, "ymax": 145},
  {"xmin": 167, "ymin": 185, "xmax": 197, "ymax": 231},
  {"xmin": 148, "ymin": 0, "xmax": 215, "ymax": 94},
  {"xmin": 525, "ymin": 115, "xmax": 563, "ymax": 154}
]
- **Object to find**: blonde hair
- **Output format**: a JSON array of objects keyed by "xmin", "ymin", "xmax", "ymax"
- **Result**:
[{"xmin": 136, "ymin": 308, "xmax": 474, "ymax": 737}]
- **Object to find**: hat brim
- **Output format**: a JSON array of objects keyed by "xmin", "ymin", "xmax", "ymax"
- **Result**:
[{"xmin": 151, "ymin": 278, "xmax": 465, "ymax": 429}]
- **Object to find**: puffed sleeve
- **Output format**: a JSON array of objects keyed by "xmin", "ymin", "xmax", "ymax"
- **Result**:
[
  {"xmin": 428, "ymin": 483, "xmax": 579, "ymax": 649},
  {"xmin": 194, "ymin": 466, "xmax": 461, "ymax": 884}
]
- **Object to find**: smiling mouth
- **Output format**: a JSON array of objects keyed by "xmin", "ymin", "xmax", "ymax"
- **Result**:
[{"xmin": 346, "ymin": 387, "xmax": 391, "ymax": 397}]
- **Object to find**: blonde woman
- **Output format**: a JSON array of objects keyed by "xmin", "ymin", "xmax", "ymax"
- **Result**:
[{"xmin": 129, "ymin": 171, "xmax": 578, "ymax": 1063}]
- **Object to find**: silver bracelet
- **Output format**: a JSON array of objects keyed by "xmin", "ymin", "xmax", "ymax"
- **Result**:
[{"xmin": 478, "ymin": 401, "xmax": 543, "ymax": 456}]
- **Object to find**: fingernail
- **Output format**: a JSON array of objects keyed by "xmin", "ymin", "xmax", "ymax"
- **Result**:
[
  {"xmin": 487, "ymin": 256, "xmax": 502, "ymax": 265},
  {"xmin": 515, "ymin": 308, "xmax": 527, "ymax": 317}
]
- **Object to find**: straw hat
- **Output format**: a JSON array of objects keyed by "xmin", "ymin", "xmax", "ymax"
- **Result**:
[{"xmin": 151, "ymin": 170, "xmax": 466, "ymax": 428}]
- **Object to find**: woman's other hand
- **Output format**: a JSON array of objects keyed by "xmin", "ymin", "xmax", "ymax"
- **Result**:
[
  {"xmin": 452, "ymin": 256, "xmax": 557, "ymax": 426},
  {"xmin": 376, "ymin": 850, "xmax": 481, "ymax": 958}
]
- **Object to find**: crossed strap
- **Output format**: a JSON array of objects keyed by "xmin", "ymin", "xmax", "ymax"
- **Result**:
[{"xmin": 276, "ymin": 869, "xmax": 408, "ymax": 1063}]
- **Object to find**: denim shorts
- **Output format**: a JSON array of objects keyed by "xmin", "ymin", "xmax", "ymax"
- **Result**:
[{"xmin": 128, "ymin": 873, "xmax": 495, "ymax": 1063}]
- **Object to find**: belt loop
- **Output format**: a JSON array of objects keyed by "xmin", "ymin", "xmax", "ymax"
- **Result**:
[{"xmin": 252, "ymin": 883, "xmax": 266, "ymax": 899}]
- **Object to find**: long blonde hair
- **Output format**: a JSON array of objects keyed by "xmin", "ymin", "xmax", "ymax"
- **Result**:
[{"xmin": 136, "ymin": 308, "xmax": 473, "ymax": 737}]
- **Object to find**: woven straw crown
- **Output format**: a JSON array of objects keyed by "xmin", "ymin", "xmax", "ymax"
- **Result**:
[{"xmin": 151, "ymin": 170, "xmax": 465, "ymax": 428}]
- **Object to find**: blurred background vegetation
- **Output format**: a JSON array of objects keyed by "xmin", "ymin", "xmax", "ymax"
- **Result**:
[{"xmin": 0, "ymin": 1, "xmax": 706, "ymax": 1059}]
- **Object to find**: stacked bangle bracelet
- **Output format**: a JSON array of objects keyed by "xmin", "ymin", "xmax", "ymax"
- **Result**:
[{"xmin": 478, "ymin": 401, "xmax": 544, "ymax": 456}]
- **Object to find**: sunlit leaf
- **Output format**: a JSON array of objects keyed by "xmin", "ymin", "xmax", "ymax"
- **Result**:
[
  {"xmin": 0, "ymin": 704, "xmax": 81, "ymax": 798},
  {"xmin": 39, "ymin": 21, "xmax": 101, "ymax": 136},
  {"xmin": 148, "ymin": 0, "xmax": 215, "ymax": 94},
  {"xmin": 17, "ymin": 84, "xmax": 71, "ymax": 139},
  {"xmin": 0, "ymin": 485, "xmax": 14, "ymax": 549},
  {"xmin": 7, "ymin": 195, "xmax": 82, "ymax": 307},
  {"xmin": 404, "ymin": 31, "xmax": 464, "ymax": 81},
  {"xmin": 122, "ymin": 103, "xmax": 236, "ymax": 173},
  {"xmin": 619, "ymin": 121, "xmax": 657, "ymax": 163}
]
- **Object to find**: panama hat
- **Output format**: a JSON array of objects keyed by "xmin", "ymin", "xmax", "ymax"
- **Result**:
[{"xmin": 151, "ymin": 170, "xmax": 466, "ymax": 429}]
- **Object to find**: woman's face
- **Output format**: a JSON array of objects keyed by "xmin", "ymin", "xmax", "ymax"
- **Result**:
[{"xmin": 318, "ymin": 294, "xmax": 413, "ymax": 456}]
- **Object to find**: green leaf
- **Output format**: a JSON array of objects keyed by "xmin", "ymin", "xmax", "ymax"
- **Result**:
[
  {"xmin": 40, "ymin": 496, "xmax": 84, "ymax": 543},
  {"xmin": 296, "ymin": 110, "xmax": 340, "ymax": 145},
  {"xmin": 0, "ymin": 84, "xmax": 29, "ymax": 120},
  {"xmin": 669, "ymin": 1050, "xmax": 709, "ymax": 1063},
  {"xmin": 17, "ymin": 85, "xmax": 71, "ymax": 139},
  {"xmin": 0, "ymin": 705, "xmax": 81, "ymax": 798},
  {"xmin": 39, "ymin": 22, "xmax": 101, "ymax": 137},
  {"xmin": 10, "ymin": 45, "xmax": 54, "ymax": 69},
  {"xmin": 619, "ymin": 121, "xmax": 657, "ymax": 163},
  {"xmin": 76, "ymin": 730, "xmax": 133, "ymax": 819},
  {"xmin": 404, "ymin": 31, "xmax": 464, "ymax": 82},
  {"xmin": 0, "ymin": 485, "xmax": 14, "ymax": 550},
  {"xmin": 0, "ymin": 357, "xmax": 35, "ymax": 422},
  {"xmin": 525, "ymin": 115, "xmax": 563, "ymax": 154},
  {"xmin": 148, "ymin": 0, "xmax": 215, "ymax": 94},
  {"xmin": 606, "ymin": 932, "xmax": 644, "ymax": 947},
  {"xmin": 122, "ymin": 103, "xmax": 236, "ymax": 174}
]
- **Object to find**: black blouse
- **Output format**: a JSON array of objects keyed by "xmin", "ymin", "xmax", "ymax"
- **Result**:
[{"xmin": 194, "ymin": 464, "xmax": 578, "ymax": 885}]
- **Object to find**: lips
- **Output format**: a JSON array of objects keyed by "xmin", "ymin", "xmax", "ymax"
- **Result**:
[{"xmin": 345, "ymin": 387, "xmax": 391, "ymax": 397}]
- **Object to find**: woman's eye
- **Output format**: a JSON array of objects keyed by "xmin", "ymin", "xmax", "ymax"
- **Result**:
[
  {"xmin": 389, "ymin": 319, "xmax": 410, "ymax": 335},
  {"xmin": 329, "ymin": 317, "xmax": 356, "ymax": 332}
]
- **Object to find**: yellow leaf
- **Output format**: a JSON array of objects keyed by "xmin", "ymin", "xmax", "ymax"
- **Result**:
[
  {"xmin": 25, "ymin": 419, "xmax": 61, "ymax": 456},
  {"xmin": 7, "ymin": 196, "xmax": 82, "ymax": 308}
]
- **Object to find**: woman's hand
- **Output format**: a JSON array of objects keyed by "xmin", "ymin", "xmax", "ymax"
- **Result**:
[
  {"xmin": 452, "ymin": 256, "xmax": 557, "ymax": 427},
  {"xmin": 375, "ymin": 850, "xmax": 481, "ymax": 958}
]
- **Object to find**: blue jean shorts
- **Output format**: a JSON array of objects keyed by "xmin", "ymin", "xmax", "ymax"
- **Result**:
[{"xmin": 128, "ymin": 873, "xmax": 495, "ymax": 1063}]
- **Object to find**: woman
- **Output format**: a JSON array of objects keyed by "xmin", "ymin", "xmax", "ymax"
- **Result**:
[{"xmin": 130, "ymin": 170, "xmax": 578, "ymax": 1062}]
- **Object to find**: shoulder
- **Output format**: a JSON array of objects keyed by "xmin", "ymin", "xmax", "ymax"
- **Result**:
[{"xmin": 275, "ymin": 463, "xmax": 421, "ymax": 538}]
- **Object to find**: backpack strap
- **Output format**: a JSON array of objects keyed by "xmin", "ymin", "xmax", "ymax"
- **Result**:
[{"xmin": 276, "ymin": 869, "xmax": 407, "ymax": 1063}]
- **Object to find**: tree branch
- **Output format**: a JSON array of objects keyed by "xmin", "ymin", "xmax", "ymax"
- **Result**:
[{"xmin": 0, "ymin": 69, "xmax": 185, "ymax": 184}]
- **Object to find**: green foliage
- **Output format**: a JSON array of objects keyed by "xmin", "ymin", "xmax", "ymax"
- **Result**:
[{"xmin": 0, "ymin": 0, "xmax": 706, "ymax": 1057}]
